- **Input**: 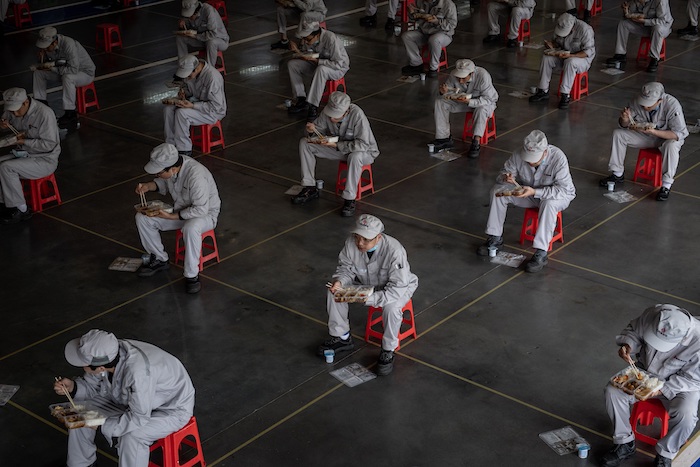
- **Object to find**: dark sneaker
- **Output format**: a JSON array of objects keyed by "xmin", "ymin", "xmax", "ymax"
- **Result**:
[
  {"xmin": 606, "ymin": 54, "xmax": 627, "ymax": 65},
  {"xmin": 401, "ymin": 64, "xmax": 424, "ymax": 76},
  {"xmin": 138, "ymin": 255, "xmax": 170, "ymax": 277},
  {"xmin": 656, "ymin": 186, "xmax": 670, "ymax": 201},
  {"xmin": 341, "ymin": 199, "xmax": 356, "ymax": 217},
  {"xmin": 291, "ymin": 186, "xmax": 319, "ymax": 204},
  {"xmin": 558, "ymin": 93, "xmax": 571, "ymax": 110},
  {"xmin": 646, "ymin": 57, "xmax": 659, "ymax": 72},
  {"xmin": 525, "ymin": 249, "xmax": 548, "ymax": 273},
  {"xmin": 359, "ymin": 13, "xmax": 377, "ymax": 27},
  {"xmin": 270, "ymin": 40, "xmax": 289, "ymax": 50},
  {"xmin": 306, "ymin": 104, "xmax": 318, "ymax": 123},
  {"xmin": 677, "ymin": 23, "xmax": 698, "ymax": 36},
  {"xmin": 430, "ymin": 137, "xmax": 454, "ymax": 151},
  {"xmin": 599, "ymin": 441, "xmax": 636, "ymax": 467},
  {"xmin": 384, "ymin": 18, "xmax": 395, "ymax": 31},
  {"xmin": 566, "ymin": 7, "xmax": 577, "ymax": 16},
  {"xmin": 599, "ymin": 173, "xmax": 624, "ymax": 187},
  {"xmin": 654, "ymin": 455, "xmax": 672, "ymax": 467},
  {"xmin": 583, "ymin": 9, "xmax": 591, "ymax": 23},
  {"xmin": 477, "ymin": 235, "xmax": 503, "ymax": 256},
  {"xmin": 377, "ymin": 349, "xmax": 394, "ymax": 376},
  {"xmin": 287, "ymin": 97, "xmax": 308, "ymax": 114},
  {"xmin": 468, "ymin": 138, "xmax": 481, "ymax": 159},
  {"xmin": 58, "ymin": 110, "xmax": 79, "ymax": 130},
  {"xmin": 506, "ymin": 38, "xmax": 517, "ymax": 48},
  {"xmin": 317, "ymin": 335, "xmax": 354, "ymax": 356},
  {"xmin": 427, "ymin": 68, "xmax": 438, "ymax": 78},
  {"xmin": 482, "ymin": 34, "xmax": 500, "ymax": 43},
  {"xmin": 1, "ymin": 207, "xmax": 32, "ymax": 224},
  {"xmin": 185, "ymin": 276, "xmax": 201, "ymax": 294},
  {"xmin": 529, "ymin": 89, "xmax": 549, "ymax": 102}
]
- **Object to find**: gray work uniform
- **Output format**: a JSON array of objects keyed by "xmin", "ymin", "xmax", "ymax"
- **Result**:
[
  {"xmin": 66, "ymin": 339, "xmax": 195, "ymax": 467},
  {"xmin": 402, "ymin": 0, "xmax": 458, "ymax": 71},
  {"xmin": 135, "ymin": 155, "xmax": 221, "ymax": 279},
  {"xmin": 32, "ymin": 35, "xmax": 96, "ymax": 111},
  {"xmin": 688, "ymin": 0, "xmax": 700, "ymax": 27},
  {"xmin": 299, "ymin": 103, "xmax": 379, "ymax": 200},
  {"xmin": 0, "ymin": 0, "xmax": 25, "ymax": 21},
  {"xmin": 566, "ymin": 0, "xmax": 594, "ymax": 9},
  {"xmin": 365, "ymin": 0, "xmax": 399, "ymax": 18},
  {"xmin": 487, "ymin": 0, "xmax": 535, "ymax": 38},
  {"xmin": 614, "ymin": 0, "xmax": 673, "ymax": 59},
  {"xmin": 328, "ymin": 234, "xmax": 419, "ymax": 351},
  {"xmin": 604, "ymin": 305, "xmax": 700, "ymax": 460},
  {"xmin": 0, "ymin": 99, "xmax": 60, "ymax": 208},
  {"xmin": 434, "ymin": 67, "xmax": 498, "ymax": 140},
  {"xmin": 277, "ymin": 0, "xmax": 327, "ymax": 34},
  {"xmin": 163, "ymin": 61, "xmax": 227, "ymax": 152},
  {"xmin": 538, "ymin": 19, "xmax": 595, "ymax": 94},
  {"xmin": 486, "ymin": 145, "xmax": 576, "ymax": 251},
  {"xmin": 287, "ymin": 28, "xmax": 350, "ymax": 107},
  {"xmin": 607, "ymin": 93, "xmax": 687, "ymax": 188},
  {"xmin": 176, "ymin": 2, "xmax": 230, "ymax": 67}
]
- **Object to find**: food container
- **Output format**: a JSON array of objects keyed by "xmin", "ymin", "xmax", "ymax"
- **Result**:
[
  {"xmin": 29, "ymin": 61, "xmax": 56, "ymax": 71},
  {"xmin": 630, "ymin": 122, "xmax": 656, "ymax": 131},
  {"xmin": 333, "ymin": 285, "xmax": 374, "ymax": 303},
  {"xmin": 161, "ymin": 98, "xmax": 187, "ymax": 106},
  {"xmin": 0, "ymin": 135, "xmax": 19, "ymax": 149},
  {"xmin": 445, "ymin": 92, "xmax": 472, "ymax": 101},
  {"xmin": 543, "ymin": 49, "xmax": 569, "ymax": 56},
  {"xmin": 307, "ymin": 135, "xmax": 339, "ymax": 144},
  {"xmin": 610, "ymin": 367, "xmax": 664, "ymax": 400},
  {"xmin": 173, "ymin": 29, "xmax": 197, "ymax": 36},
  {"xmin": 495, "ymin": 187, "xmax": 525, "ymax": 197},
  {"xmin": 134, "ymin": 200, "xmax": 174, "ymax": 217},
  {"xmin": 49, "ymin": 402, "xmax": 106, "ymax": 429},
  {"xmin": 293, "ymin": 52, "xmax": 320, "ymax": 59}
]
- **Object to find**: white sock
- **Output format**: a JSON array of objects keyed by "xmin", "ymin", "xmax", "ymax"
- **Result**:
[
  {"xmin": 17, "ymin": 204, "xmax": 27, "ymax": 212},
  {"xmin": 613, "ymin": 171, "xmax": 623, "ymax": 177},
  {"xmin": 341, "ymin": 332, "xmax": 350, "ymax": 340}
]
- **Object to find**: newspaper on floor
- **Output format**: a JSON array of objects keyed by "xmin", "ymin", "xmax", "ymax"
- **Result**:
[
  {"xmin": 604, "ymin": 191, "xmax": 637, "ymax": 203},
  {"xmin": 431, "ymin": 150, "xmax": 461, "ymax": 161},
  {"xmin": 284, "ymin": 185, "xmax": 304, "ymax": 196},
  {"xmin": 601, "ymin": 67, "xmax": 625, "ymax": 76},
  {"xmin": 539, "ymin": 426, "xmax": 587, "ymax": 455},
  {"xmin": 687, "ymin": 121, "xmax": 700, "ymax": 134},
  {"xmin": 108, "ymin": 257, "xmax": 143, "ymax": 272},
  {"xmin": 491, "ymin": 251, "xmax": 526, "ymax": 268},
  {"xmin": 0, "ymin": 385, "xmax": 19, "ymax": 405},
  {"xmin": 523, "ymin": 43, "xmax": 544, "ymax": 49},
  {"xmin": 330, "ymin": 363, "xmax": 377, "ymax": 387},
  {"xmin": 509, "ymin": 90, "xmax": 533, "ymax": 99},
  {"xmin": 397, "ymin": 75, "xmax": 419, "ymax": 83},
  {"xmin": 680, "ymin": 34, "xmax": 700, "ymax": 41}
]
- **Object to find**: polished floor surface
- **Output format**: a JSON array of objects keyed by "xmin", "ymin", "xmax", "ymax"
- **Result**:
[{"xmin": 1, "ymin": 0, "xmax": 700, "ymax": 465}]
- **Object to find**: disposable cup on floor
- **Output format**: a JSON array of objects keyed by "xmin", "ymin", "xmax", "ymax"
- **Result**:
[
  {"xmin": 530, "ymin": 86, "xmax": 538, "ymax": 94},
  {"xmin": 316, "ymin": 179, "xmax": 324, "ymax": 190},
  {"xmin": 488, "ymin": 246, "xmax": 497, "ymax": 257},
  {"xmin": 577, "ymin": 444, "xmax": 590, "ymax": 459},
  {"xmin": 420, "ymin": 73, "xmax": 426, "ymax": 81},
  {"xmin": 615, "ymin": 62, "xmax": 621, "ymax": 69},
  {"xmin": 284, "ymin": 99, "xmax": 292, "ymax": 108},
  {"xmin": 427, "ymin": 143, "xmax": 435, "ymax": 153},
  {"xmin": 323, "ymin": 349, "xmax": 335, "ymax": 363},
  {"xmin": 518, "ymin": 41, "xmax": 524, "ymax": 47},
  {"xmin": 607, "ymin": 181, "xmax": 615, "ymax": 192}
]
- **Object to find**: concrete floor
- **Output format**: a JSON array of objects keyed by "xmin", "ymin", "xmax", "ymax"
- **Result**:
[{"xmin": 1, "ymin": 0, "xmax": 700, "ymax": 465}]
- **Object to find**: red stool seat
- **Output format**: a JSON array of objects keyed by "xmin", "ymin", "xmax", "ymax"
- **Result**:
[
  {"xmin": 11, "ymin": 2, "xmax": 32, "ymax": 28},
  {"xmin": 462, "ymin": 112, "xmax": 496, "ymax": 145},
  {"xmin": 21, "ymin": 174, "xmax": 62, "ymax": 212},
  {"xmin": 335, "ymin": 161, "xmax": 374, "ymax": 200},
  {"xmin": 632, "ymin": 148, "xmax": 663, "ymax": 187},
  {"xmin": 395, "ymin": 0, "xmax": 417, "ymax": 31},
  {"xmin": 76, "ymin": 83, "xmax": 100, "ymax": 114},
  {"xmin": 637, "ymin": 37, "xmax": 666, "ymax": 62},
  {"xmin": 122, "ymin": 0, "xmax": 139, "ymax": 6},
  {"xmin": 630, "ymin": 399, "xmax": 670, "ymax": 446},
  {"xmin": 174, "ymin": 229, "xmax": 220, "ymax": 272},
  {"xmin": 519, "ymin": 207, "xmax": 564, "ymax": 251},
  {"xmin": 558, "ymin": 70, "xmax": 589, "ymax": 101},
  {"xmin": 197, "ymin": 50, "xmax": 226, "ymax": 75},
  {"xmin": 96, "ymin": 23, "xmax": 123, "ymax": 53},
  {"xmin": 505, "ymin": 17, "xmax": 531, "ymax": 42},
  {"xmin": 421, "ymin": 45, "xmax": 448, "ymax": 71},
  {"xmin": 190, "ymin": 121, "xmax": 225, "ymax": 153},
  {"xmin": 365, "ymin": 299, "xmax": 417, "ymax": 350},
  {"xmin": 148, "ymin": 416, "xmax": 206, "ymax": 467},
  {"xmin": 321, "ymin": 77, "xmax": 347, "ymax": 104},
  {"xmin": 580, "ymin": 0, "xmax": 602, "ymax": 16},
  {"xmin": 206, "ymin": 0, "xmax": 228, "ymax": 23}
]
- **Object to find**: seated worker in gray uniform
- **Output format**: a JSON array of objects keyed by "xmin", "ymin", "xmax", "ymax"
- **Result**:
[
  {"xmin": 599, "ymin": 82, "xmax": 687, "ymax": 202},
  {"xmin": 291, "ymin": 92, "xmax": 379, "ymax": 217},
  {"xmin": 32, "ymin": 26, "xmax": 95, "ymax": 131},
  {"xmin": 271, "ymin": 0, "xmax": 327, "ymax": 50},
  {"xmin": 477, "ymin": 130, "xmax": 575, "ymax": 273},
  {"xmin": 359, "ymin": 0, "xmax": 399, "ymax": 30},
  {"xmin": 431, "ymin": 58, "xmax": 498, "ymax": 158},
  {"xmin": 565, "ymin": 0, "xmax": 595, "ymax": 22},
  {"xmin": 287, "ymin": 21, "xmax": 350, "ymax": 123},
  {"xmin": 605, "ymin": 0, "xmax": 673, "ymax": 73},
  {"xmin": 164, "ymin": 55, "xmax": 227, "ymax": 157},
  {"xmin": 0, "ymin": 88, "xmax": 60, "ymax": 224},
  {"xmin": 529, "ymin": 12, "xmax": 595, "ymax": 110},
  {"xmin": 318, "ymin": 214, "xmax": 418, "ymax": 376},
  {"xmin": 53, "ymin": 329, "xmax": 195, "ymax": 467},
  {"xmin": 0, "ymin": 0, "xmax": 25, "ymax": 35},
  {"xmin": 176, "ymin": 0, "xmax": 229, "ymax": 68},
  {"xmin": 482, "ymin": 0, "xmax": 536, "ymax": 48},
  {"xmin": 677, "ymin": 0, "xmax": 700, "ymax": 35},
  {"xmin": 135, "ymin": 143, "xmax": 221, "ymax": 294},
  {"xmin": 601, "ymin": 304, "xmax": 700, "ymax": 467},
  {"xmin": 401, "ymin": 0, "xmax": 458, "ymax": 77}
]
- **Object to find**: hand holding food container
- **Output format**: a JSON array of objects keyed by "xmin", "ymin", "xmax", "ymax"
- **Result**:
[{"xmin": 327, "ymin": 282, "xmax": 373, "ymax": 303}]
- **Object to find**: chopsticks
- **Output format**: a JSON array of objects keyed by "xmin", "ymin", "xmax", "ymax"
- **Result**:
[
  {"xmin": 312, "ymin": 127, "xmax": 325, "ymax": 140},
  {"xmin": 54, "ymin": 376, "xmax": 77, "ymax": 410},
  {"xmin": 139, "ymin": 190, "xmax": 147, "ymax": 208},
  {"xmin": 6, "ymin": 122, "xmax": 20, "ymax": 137},
  {"xmin": 627, "ymin": 357, "xmax": 642, "ymax": 377}
]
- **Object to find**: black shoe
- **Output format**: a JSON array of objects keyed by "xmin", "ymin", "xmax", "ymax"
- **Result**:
[
  {"xmin": 271, "ymin": 40, "xmax": 290, "ymax": 50},
  {"xmin": 427, "ymin": 68, "xmax": 438, "ymax": 78},
  {"xmin": 185, "ymin": 276, "xmax": 201, "ymax": 294},
  {"xmin": 178, "ymin": 150, "xmax": 192, "ymax": 157},
  {"xmin": 430, "ymin": 137, "xmax": 454, "ymax": 151},
  {"xmin": 482, "ymin": 34, "xmax": 500, "ymax": 43},
  {"xmin": 646, "ymin": 57, "xmax": 659, "ymax": 72},
  {"xmin": 468, "ymin": 138, "xmax": 481, "ymax": 158},
  {"xmin": 384, "ymin": 18, "xmax": 395, "ymax": 31},
  {"xmin": 558, "ymin": 93, "xmax": 571, "ymax": 110},
  {"xmin": 525, "ymin": 249, "xmax": 548, "ymax": 273},
  {"xmin": 606, "ymin": 54, "xmax": 627, "ymax": 65},
  {"xmin": 677, "ymin": 23, "xmax": 698, "ymax": 36},
  {"xmin": 654, "ymin": 454, "xmax": 672, "ymax": 467},
  {"xmin": 506, "ymin": 38, "xmax": 517, "ymax": 48},
  {"xmin": 58, "ymin": 110, "xmax": 79, "ymax": 130},
  {"xmin": 291, "ymin": 186, "xmax": 319, "ymax": 204},
  {"xmin": 138, "ymin": 255, "xmax": 170, "ymax": 277},
  {"xmin": 359, "ymin": 13, "xmax": 377, "ymax": 27},
  {"xmin": 599, "ymin": 173, "xmax": 624, "ymax": 187},
  {"xmin": 656, "ymin": 186, "xmax": 670, "ymax": 201},
  {"xmin": 306, "ymin": 104, "xmax": 318, "ymax": 122},
  {"xmin": 477, "ymin": 235, "xmax": 503, "ymax": 256},
  {"xmin": 599, "ymin": 441, "xmax": 636, "ymax": 467},
  {"xmin": 566, "ymin": 7, "xmax": 577, "ymax": 17},
  {"xmin": 341, "ymin": 199, "xmax": 356, "ymax": 217},
  {"xmin": 401, "ymin": 64, "xmax": 424, "ymax": 76},
  {"xmin": 317, "ymin": 335, "xmax": 354, "ymax": 356},
  {"xmin": 1, "ymin": 207, "xmax": 32, "ymax": 224},
  {"xmin": 528, "ymin": 89, "xmax": 549, "ymax": 103},
  {"xmin": 377, "ymin": 349, "xmax": 394, "ymax": 376},
  {"xmin": 583, "ymin": 9, "xmax": 591, "ymax": 22},
  {"xmin": 288, "ymin": 97, "xmax": 308, "ymax": 114}
]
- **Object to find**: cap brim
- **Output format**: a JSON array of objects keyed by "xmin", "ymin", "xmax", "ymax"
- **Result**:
[
  {"xmin": 4, "ymin": 102, "xmax": 23, "ymax": 112},
  {"xmin": 637, "ymin": 95, "xmax": 659, "ymax": 107},
  {"xmin": 554, "ymin": 25, "xmax": 573, "ymax": 37},
  {"xmin": 323, "ymin": 106, "xmax": 347, "ymax": 119},
  {"xmin": 350, "ymin": 227, "xmax": 380, "ymax": 239},
  {"xmin": 643, "ymin": 328, "xmax": 680, "ymax": 352},
  {"xmin": 36, "ymin": 38, "xmax": 53, "ymax": 49},
  {"xmin": 64, "ymin": 338, "xmax": 91, "ymax": 367},
  {"xmin": 520, "ymin": 148, "xmax": 544, "ymax": 163},
  {"xmin": 451, "ymin": 70, "xmax": 470, "ymax": 78},
  {"xmin": 175, "ymin": 67, "xmax": 194, "ymax": 78},
  {"xmin": 181, "ymin": 6, "xmax": 196, "ymax": 16},
  {"xmin": 144, "ymin": 161, "xmax": 166, "ymax": 174}
]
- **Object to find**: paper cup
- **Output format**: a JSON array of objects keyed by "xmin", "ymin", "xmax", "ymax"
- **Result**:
[
  {"xmin": 518, "ymin": 41, "xmax": 524, "ymax": 47},
  {"xmin": 284, "ymin": 99, "xmax": 292, "ymax": 108},
  {"xmin": 420, "ymin": 73, "xmax": 426, "ymax": 81},
  {"xmin": 577, "ymin": 445, "xmax": 590, "ymax": 459},
  {"xmin": 607, "ymin": 181, "xmax": 615, "ymax": 192},
  {"xmin": 427, "ymin": 143, "xmax": 435, "ymax": 153},
  {"xmin": 323, "ymin": 349, "xmax": 335, "ymax": 363},
  {"xmin": 530, "ymin": 86, "xmax": 538, "ymax": 94},
  {"xmin": 316, "ymin": 179, "xmax": 324, "ymax": 190},
  {"xmin": 488, "ymin": 246, "xmax": 497, "ymax": 257}
]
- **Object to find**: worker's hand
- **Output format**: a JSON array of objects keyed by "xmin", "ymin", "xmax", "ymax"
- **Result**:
[
  {"xmin": 620, "ymin": 107, "xmax": 632, "ymax": 123},
  {"xmin": 305, "ymin": 122, "xmax": 317, "ymax": 134},
  {"xmin": 178, "ymin": 19, "xmax": 186, "ymax": 29},
  {"xmin": 175, "ymin": 99, "xmax": 194, "ymax": 109},
  {"xmin": 408, "ymin": 3, "xmax": 417, "ymax": 13},
  {"xmin": 544, "ymin": 40, "xmax": 554, "ymax": 50},
  {"xmin": 156, "ymin": 210, "xmax": 179, "ymax": 220},
  {"xmin": 645, "ymin": 389, "xmax": 662, "ymax": 399},
  {"xmin": 38, "ymin": 49, "xmax": 46, "ymax": 62},
  {"xmin": 426, "ymin": 15, "xmax": 439, "ymax": 23},
  {"xmin": 503, "ymin": 173, "xmax": 516, "ymax": 185},
  {"xmin": 328, "ymin": 280, "xmax": 342, "ymax": 294},
  {"xmin": 289, "ymin": 41, "xmax": 300, "ymax": 53},
  {"xmin": 53, "ymin": 377, "xmax": 75, "ymax": 395},
  {"xmin": 514, "ymin": 186, "xmax": 535, "ymax": 197},
  {"xmin": 558, "ymin": 51, "xmax": 571, "ymax": 59},
  {"xmin": 302, "ymin": 56, "xmax": 319, "ymax": 63},
  {"xmin": 319, "ymin": 140, "xmax": 337, "ymax": 148},
  {"xmin": 16, "ymin": 134, "xmax": 25, "ymax": 145},
  {"xmin": 618, "ymin": 344, "xmax": 633, "ymax": 363},
  {"xmin": 639, "ymin": 128, "xmax": 657, "ymax": 137},
  {"xmin": 135, "ymin": 182, "xmax": 151, "ymax": 195},
  {"xmin": 0, "ymin": 119, "xmax": 8, "ymax": 129},
  {"xmin": 456, "ymin": 95, "xmax": 470, "ymax": 103}
]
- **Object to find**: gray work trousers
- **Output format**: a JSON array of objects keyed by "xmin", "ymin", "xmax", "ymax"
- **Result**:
[
  {"xmin": 135, "ymin": 213, "xmax": 216, "ymax": 278},
  {"xmin": 538, "ymin": 56, "xmax": 590, "ymax": 94},
  {"xmin": 690, "ymin": 0, "xmax": 700, "ymax": 26},
  {"xmin": 434, "ymin": 98, "xmax": 495, "ymax": 140},
  {"xmin": 615, "ymin": 19, "xmax": 671, "ymax": 59},
  {"xmin": 487, "ymin": 3, "xmax": 532, "ymax": 38},
  {"xmin": 163, "ymin": 106, "xmax": 219, "ymax": 152},
  {"xmin": 365, "ymin": 0, "xmax": 399, "ymax": 17},
  {"xmin": 402, "ymin": 30, "xmax": 453, "ymax": 71},
  {"xmin": 485, "ymin": 187, "xmax": 570, "ymax": 252},
  {"xmin": 33, "ymin": 69, "xmax": 93, "ymax": 111},
  {"xmin": 608, "ymin": 129, "xmax": 683, "ymax": 188},
  {"xmin": 0, "ymin": 0, "xmax": 25, "ymax": 21},
  {"xmin": 288, "ymin": 59, "xmax": 345, "ymax": 107},
  {"xmin": 175, "ymin": 36, "xmax": 229, "ymax": 67},
  {"xmin": 299, "ymin": 139, "xmax": 374, "ymax": 200},
  {"xmin": 604, "ymin": 384, "xmax": 700, "ymax": 459},
  {"xmin": 0, "ymin": 156, "xmax": 57, "ymax": 208},
  {"xmin": 327, "ymin": 288, "xmax": 412, "ymax": 351}
]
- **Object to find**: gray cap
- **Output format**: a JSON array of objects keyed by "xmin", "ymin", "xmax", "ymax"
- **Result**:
[
  {"xmin": 520, "ymin": 130, "xmax": 548, "ymax": 163},
  {"xmin": 323, "ymin": 92, "xmax": 351, "ymax": 119},
  {"xmin": 451, "ymin": 59, "xmax": 475, "ymax": 79},
  {"xmin": 36, "ymin": 26, "xmax": 58, "ymax": 49},
  {"xmin": 297, "ymin": 21, "xmax": 320, "ymax": 38},
  {"xmin": 351, "ymin": 214, "xmax": 384, "ymax": 240},
  {"xmin": 554, "ymin": 13, "xmax": 576, "ymax": 37},
  {"xmin": 637, "ymin": 82, "xmax": 665, "ymax": 107},
  {"xmin": 3, "ymin": 88, "xmax": 27, "ymax": 112},
  {"xmin": 144, "ymin": 143, "xmax": 179, "ymax": 174},
  {"xmin": 181, "ymin": 0, "xmax": 200, "ymax": 17},
  {"xmin": 175, "ymin": 55, "xmax": 200, "ymax": 78},
  {"xmin": 64, "ymin": 329, "xmax": 119, "ymax": 367},
  {"xmin": 643, "ymin": 304, "xmax": 693, "ymax": 352}
]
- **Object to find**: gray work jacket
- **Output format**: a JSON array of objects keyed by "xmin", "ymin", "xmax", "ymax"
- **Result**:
[
  {"xmin": 444, "ymin": 66, "xmax": 499, "ymax": 109},
  {"xmin": 625, "ymin": 93, "xmax": 688, "ymax": 142},
  {"xmin": 2, "ymin": 99, "xmax": 60, "ymax": 161},
  {"xmin": 415, "ymin": 0, "xmax": 458, "ymax": 36},
  {"xmin": 498, "ymin": 145, "xmax": 576, "ymax": 201},
  {"xmin": 302, "ymin": 29, "xmax": 350, "ymax": 74},
  {"xmin": 45, "ymin": 35, "xmax": 96, "ymax": 77},
  {"xmin": 312, "ymin": 104, "xmax": 379, "ymax": 158},
  {"xmin": 185, "ymin": 2, "xmax": 229, "ymax": 43},
  {"xmin": 553, "ymin": 19, "xmax": 596, "ymax": 62},
  {"xmin": 183, "ymin": 61, "xmax": 227, "ymax": 119}
]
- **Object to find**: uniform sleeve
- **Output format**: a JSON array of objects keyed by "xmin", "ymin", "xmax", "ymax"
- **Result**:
[
  {"xmin": 615, "ymin": 308, "xmax": 651, "ymax": 356},
  {"xmin": 645, "ymin": 0, "xmax": 672, "ymax": 27},
  {"xmin": 364, "ymin": 245, "xmax": 413, "ymax": 308},
  {"xmin": 469, "ymin": 70, "xmax": 498, "ymax": 108},
  {"xmin": 100, "ymin": 368, "xmax": 156, "ymax": 438},
  {"xmin": 580, "ymin": 27, "xmax": 596, "ymax": 57},
  {"xmin": 195, "ymin": 7, "xmax": 224, "ymax": 41},
  {"xmin": 154, "ymin": 178, "xmax": 169, "ymax": 195},
  {"xmin": 660, "ymin": 353, "xmax": 700, "ymax": 399},
  {"xmin": 22, "ymin": 109, "xmax": 60, "ymax": 156},
  {"xmin": 497, "ymin": 154, "xmax": 519, "ymax": 183},
  {"xmin": 533, "ymin": 152, "xmax": 576, "ymax": 200},
  {"xmin": 336, "ymin": 111, "xmax": 375, "ymax": 154},
  {"xmin": 436, "ymin": 2, "xmax": 458, "ymax": 33},
  {"xmin": 57, "ymin": 39, "xmax": 81, "ymax": 76},
  {"xmin": 665, "ymin": 100, "xmax": 689, "ymax": 142},
  {"xmin": 318, "ymin": 34, "xmax": 350, "ymax": 72},
  {"xmin": 72, "ymin": 373, "xmax": 102, "ymax": 401},
  {"xmin": 192, "ymin": 76, "xmax": 226, "ymax": 116},
  {"xmin": 332, "ymin": 239, "xmax": 358, "ymax": 286},
  {"xmin": 178, "ymin": 169, "xmax": 211, "ymax": 219}
]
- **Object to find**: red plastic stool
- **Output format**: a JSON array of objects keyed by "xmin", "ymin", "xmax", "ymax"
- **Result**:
[
  {"xmin": 557, "ymin": 70, "xmax": 589, "ymax": 101},
  {"xmin": 335, "ymin": 161, "xmax": 374, "ymax": 200},
  {"xmin": 637, "ymin": 37, "xmax": 666, "ymax": 62},
  {"xmin": 11, "ymin": 2, "xmax": 32, "ymax": 28},
  {"xmin": 197, "ymin": 50, "xmax": 226, "ymax": 75},
  {"xmin": 148, "ymin": 416, "xmax": 206, "ymax": 467},
  {"xmin": 190, "ymin": 121, "xmax": 225, "ymax": 153},
  {"xmin": 462, "ymin": 111, "xmax": 496, "ymax": 145},
  {"xmin": 76, "ymin": 83, "xmax": 100, "ymax": 114},
  {"xmin": 580, "ymin": 0, "xmax": 603, "ymax": 16},
  {"xmin": 630, "ymin": 399, "xmax": 670, "ymax": 446},
  {"xmin": 21, "ymin": 174, "xmax": 62, "ymax": 212},
  {"xmin": 505, "ymin": 17, "xmax": 531, "ymax": 42},
  {"xmin": 174, "ymin": 229, "xmax": 220, "ymax": 272},
  {"xmin": 321, "ymin": 77, "xmax": 347, "ymax": 104},
  {"xmin": 519, "ymin": 207, "xmax": 564, "ymax": 251},
  {"xmin": 96, "ymin": 23, "xmax": 123, "ymax": 53},
  {"xmin": 365, "ymin": 299, "xmax": 417, "ymax": 350},
  {"xmin": 395, "ymin": 0, "xmax": 417, "ymax": 31},
  {"xmin": 421, "ymin": 45, "xmax": 448, "ymax": 71},
  {"xmin": 122, "ymin": 0, "xmax": 139, "ymax": 7},
  {"xmin": 632, "ymin": 148, "xmax": 663, "ymax": 187},
  {"xmin": 206, "ymin": 0, "xmax": 228, "ymax": 23}
]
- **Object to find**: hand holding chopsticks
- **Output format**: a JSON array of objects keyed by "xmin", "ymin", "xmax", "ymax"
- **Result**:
[
  {"xmin": 139, "ymin": 190, "xmax": 147, "ymax": 208},
  {"xmin": 54, "ymin": 376, "xmax": 77, "ymax": 409}
]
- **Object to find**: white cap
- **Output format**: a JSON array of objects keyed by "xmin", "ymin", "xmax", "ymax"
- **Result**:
[
  {"xmin": 637, "ymin": 82, "xmax": 665, "ymax": 107},
  {"xmin": 175, "ymin": 55, "xmax": 200, "ymax": 78},
  {"xmin": 64, "ymin": 330, "xmax": 119, "ymax": 367},
  {"xmin": 451, "ymin": 59, "xmax": 475, "ymax": 79},
  {"xmin": 554, "ymin": 13, "xmax": 576, "ymax": 37},
  {"xmin": 36, "ymin": 26, "xmax": 58, "ymax": 49},
  {"xmin": 297, "ymin": 21, "xmax": 320, "ymax": 38},
  {"xmin": 3, "ymin": 88, "xmax": 28, "ymax": 112},
  {"xmin": 323, "ymin": 92, "xmax": 351, "ymax": 119},
  {"xmin": 144, "ymin": 143, "xmax": 179, "ymax": 174},
  {"xmin": 351, "ymin": 214, "xmax": 384, "ymax": 239},
  {"xmin": 643, "ymin": 304, "xmax": 693, "ymax": 352},
  {"xmin": 181, "ymin": 0, "xmax": 200, "ymax": 17},
  {"xmin": 520, "ymin": 130, "xmax": 548, "ymax": 163}
]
